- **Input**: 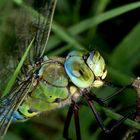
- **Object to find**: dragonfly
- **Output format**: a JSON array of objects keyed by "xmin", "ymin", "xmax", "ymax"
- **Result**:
[{"xmin": 0, "ymin": 0, "xmax": 136, "ymax": 140}]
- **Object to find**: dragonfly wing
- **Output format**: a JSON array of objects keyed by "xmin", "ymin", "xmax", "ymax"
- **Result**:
[
  {"xmin": 32, "ymin": 0, "xmax": 57, "ymax": 62},
  {"xmin": 0, "ymin": 0, "xmax": 57, "ymax": 139},
  {"xmin": 15, "ymin": 0, "xmax": 57, "ymax": 65},
  {"xmin": 0, "ymin": 78, "xmax": 32, "ymax": 139}
]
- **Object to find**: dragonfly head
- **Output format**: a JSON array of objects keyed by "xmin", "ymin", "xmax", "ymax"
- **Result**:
[
  {"xmin": 86, "ymin": 50, "xmax": 107, "ymax": 87},
  {"xmin": 64, "ymin": 49, "xmax": 107, "ymax": 89}
]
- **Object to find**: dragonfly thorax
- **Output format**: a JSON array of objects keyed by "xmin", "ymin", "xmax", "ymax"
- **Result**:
[{"xmin": 20, "ymin": 57, "xmax": 81, "ymax": 114}]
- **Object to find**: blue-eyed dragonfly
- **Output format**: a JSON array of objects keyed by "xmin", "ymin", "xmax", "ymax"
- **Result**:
[{"xmin": 0, "ymin": 0, "xmax": 140, "ymax": 140}]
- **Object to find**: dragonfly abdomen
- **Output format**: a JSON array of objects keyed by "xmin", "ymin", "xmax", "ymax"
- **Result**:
[{"xmin": 10, "ymin": 110, "xmax": 28, "ymax": 122}]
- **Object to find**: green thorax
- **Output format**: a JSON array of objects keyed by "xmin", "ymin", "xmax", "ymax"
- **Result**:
[{"xmin": 19, "ymin": 57, "xmax": 73, "ymax": 117}]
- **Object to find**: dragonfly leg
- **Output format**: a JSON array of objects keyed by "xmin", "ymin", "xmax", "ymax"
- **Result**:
[
  {"xmin": 73, "ymin": 102, "xmax": 81, "ymax": 140},
  {"xmin": 83, "ymin": 92, "xmax": 133, "ymax": 134},
  {"xmin": 85, "ymin": 92, "xmax": 107, "ymax": 106},
  {"xmin": 63, "ymin": 104, "xmax": 73, "ymax": 140},
  {"xmin": 105, "ymin": 81, "xmax": 132, "ymax": 89},
  {"xmin": 88, "ymin": 84, "xmax": 132, "ymax": 106},
  {"xmin": 63, "ymin": 102, "xmax": 81, "ymax": 140},
  {"xmin": 83, "ymin": 93, "xmax": 109, "ymax": 133},
  {"xmin": 108, "ymin": 112, "xmax": 133, "ymax": 133},
  {"xmin": 102, "ymin": 84, "xmax": 132, "ymax": 102}
]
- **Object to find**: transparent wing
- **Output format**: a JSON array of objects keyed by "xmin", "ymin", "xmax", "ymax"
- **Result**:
[
  {"xmin": 0, "ymin": 0, "xmax": 57, "ymax": 139},
  {"xmin": 15, "ymin": 0, "xmax": 57, "ymax": 64},
  {"xmin": 0, "ymin": 78, "xmax": 32, "ymax": 139},
  {"xmin": 33, "ymin": 0, "xmax": 57, "ymax": 61},
  {"xmin": 0, "ymin": 1, "xmax": 22, "ymax": 93}
]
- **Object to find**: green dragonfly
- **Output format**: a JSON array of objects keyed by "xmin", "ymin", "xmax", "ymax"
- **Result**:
[{"xmin": 0, "ymin": 0, "xmax": 138, "ymax": 140}]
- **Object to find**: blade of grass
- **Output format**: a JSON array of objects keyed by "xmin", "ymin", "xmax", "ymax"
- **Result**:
[
  {"xmin": 69, "ymin": 2, "xmax": 140, "ymax": 35},
  {"xmin": 2, "ymin": 39, "xmax": 34, "ymax": 97},
  {"xmin": 95, "ymin": 103, "xmax": 140, "ymax": 130},
  {"xmin": 110, "ymin": 23, "xmax": 140, "ymax": 74},
  {"xmin": 52, "ymin": 21, "xmax": 84, "ymax": 50}
]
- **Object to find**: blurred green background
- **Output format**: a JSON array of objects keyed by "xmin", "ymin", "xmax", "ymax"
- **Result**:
[{"xmin": 0, "ymin": 0, "xmax": 140, "ymax": 140}]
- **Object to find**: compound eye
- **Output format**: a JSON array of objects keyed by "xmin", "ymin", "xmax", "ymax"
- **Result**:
[
  {"xmin": 87, "ymin": 50, "xmax": 107, "ymax": 80},
  {"xmin": 64, "ymin": 51, "xmax": 94, "ymax": 88}
]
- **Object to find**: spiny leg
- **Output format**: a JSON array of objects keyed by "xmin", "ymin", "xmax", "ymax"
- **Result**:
[
  {"xmin": 63, "ymin": 102, "xmax": 81, "ymax": 140},
  {"xmin": 88, "ymin": 83, "xmax": 132, "ymax": 106},
  {"xmin": 73, "ymin": 103, "xmax": 81, "ymax": 140},
  {"xmin": 104, "ymin": 81, "xmax": 132, "ymax": 88},
  {"xmin": 108, "ymin": 113, "xmax": 133, "ymax": 133},
  {"xmin": 103, "ymin": 84, "xmax": 132, "ymax": 102},
  {"xmin": 83, "ymin": 92, "xmax": 133, "ymax": 134},
  {"xmin": 63, "ymin": 104, "xmax": 74, "ymax": 140},
  {"xmin": 83, "ymin": 93, "xmax": 109, "ymax": 133},
  {"xmin": 86, "ymin": 92, "xmax": 107, "ymax": 106}
]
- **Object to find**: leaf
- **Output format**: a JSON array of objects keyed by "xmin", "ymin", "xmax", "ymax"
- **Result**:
[
  {"xmin": 2, "ymin": 39, "xmax": 34, "ymax": 97},
  {"xmin": 110, "ymin": 23, "xmax": 140, "ymax": 74}
]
